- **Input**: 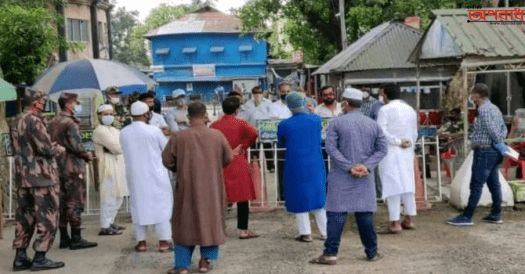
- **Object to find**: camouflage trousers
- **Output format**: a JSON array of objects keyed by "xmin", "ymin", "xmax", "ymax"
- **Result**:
[
  {"xmin": 59, "ymin": 177, "xmax": 86, "ymax": 231},
  {"xmin": 13, "ymin": 185, "xmax": 60, "ymax": 252}
]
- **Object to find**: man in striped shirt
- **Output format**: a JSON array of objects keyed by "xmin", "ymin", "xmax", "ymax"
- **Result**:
[
  {"xmin": 447, "ymin": 83, "xmax": 507, "ymax": 226},
  {"xmin": 360, "ymin": 87, "xmax": 378, "ymax": 117}
]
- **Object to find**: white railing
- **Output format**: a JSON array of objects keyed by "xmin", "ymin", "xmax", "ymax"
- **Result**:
[{"xmin": 3, "ymin": 139, "xmax": 442, "ymax": 220}]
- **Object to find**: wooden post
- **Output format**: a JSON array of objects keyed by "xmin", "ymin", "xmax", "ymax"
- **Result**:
[
  {"xmin": 339, "ymin": 0, "xmax": 347, "ymax": 50},
  {"xmin": 415, "ymin": 157, "xmax": 431, "ymax": 210}
]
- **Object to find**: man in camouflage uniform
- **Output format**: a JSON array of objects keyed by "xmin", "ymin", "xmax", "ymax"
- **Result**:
[
  {"xmin": 10, "ymin": 89, "xmax": 66, "ymax": 271},
  {"xmin": 105, "ymin": 86, "xmax": 132, "ymax": 129},
  {"xmin": 49, "ymin": 93, "xmax": 98, "ymax": 250}
]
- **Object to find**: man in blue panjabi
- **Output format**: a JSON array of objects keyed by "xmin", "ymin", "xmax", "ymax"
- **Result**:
[{"xmin": 277, "ymin": 92, "xmax": 327, "ymax": 242}]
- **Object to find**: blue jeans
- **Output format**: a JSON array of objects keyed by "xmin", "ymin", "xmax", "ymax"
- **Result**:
[
  {"xmin": 324, "ymin": 211, "xmax": 377, "ymax": 259},
  {"xmin": 174, "ymin": 244, "xmax": 219, "ymax": 269},
  {"xmin": 463, "ymin": 148, "xmax": 503, "ymax": 218}
]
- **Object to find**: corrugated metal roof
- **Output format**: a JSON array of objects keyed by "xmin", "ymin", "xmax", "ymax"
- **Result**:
[
  {"xmin": 314, "ymin": 21, "xmax": 424, "ymax": 75},
  {"xmin": 417, "ymin": 8, "xmax": 525, "ymax": 60},
  {"xmin": 145, "ymin": 6, "xmax": 242, "ymax": 38}
]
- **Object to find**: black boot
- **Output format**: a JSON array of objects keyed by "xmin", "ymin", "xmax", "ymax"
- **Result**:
[
  {"xmin": 13, "ymin": 248, "xmax": 32, "ymax": 271},
  {"xmin": 59, "ymin": 227, "xmax": 70, "ymax": 249},
  {"xmin": 30, "ymin": 251, "xmax": 65, "ymax": 271},
  {"xmin": 69, "ymin": 228, "xmax": 98, "ymax": 250}
]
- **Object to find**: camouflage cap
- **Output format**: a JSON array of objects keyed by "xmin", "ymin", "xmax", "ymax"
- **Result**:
[
  {"xmin": 25, "ymin": 88, "xmax": 48, "ymax": 104},
  {"xmin": 59, "ymin": 92, "xmax": 81, "ymax": 104},
  {"xmin": 106, "ymin": 86, "xmax": 121, "ymax": 94}
]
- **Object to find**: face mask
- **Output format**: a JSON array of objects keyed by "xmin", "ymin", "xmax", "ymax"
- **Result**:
[
  {"xmin": 468, "ymin": 95, "xmax": 475, "ymax": 105},
  {"xmin": 253, "ymin": 94, "xmax": 263, "ymax": 105},
  {"xmin": 74, "ymin": 105, "xmax": 83, "ymax": 115},
  {"xmin": 379, "ymin": 96, "xmax": 384, "ymax": 104},
  {"xmin": 175, "ymin": 98, "xmax": 185, "ymax": 106},
  {"xmin": 110, "ymin": 97, "xmax": 120, "ymax": 104},
  {"xmin": 363, "ymin": 91, "xmax": 370, "ymax": 99},
  {"xmin": 101, "ymin": 115, "xmax": 114, "ymax": 125},
  {"xmin": 280, "ymin": 94, "xmax": 287, "ymax": 101}
]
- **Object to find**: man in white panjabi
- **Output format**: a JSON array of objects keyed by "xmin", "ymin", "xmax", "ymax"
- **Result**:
[
  {"xmin": 92, "ymin": 104, "xmax": 128, "ymax": 236},
  {"xmin": 377, "ymin": 84, "xmax": 418, "ymax": 233},
  {"xmin": 120, "ymin": 101, "xmax": 174, "ymax": 252}
]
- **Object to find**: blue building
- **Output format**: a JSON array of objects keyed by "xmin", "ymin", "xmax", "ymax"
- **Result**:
[{"xmin": 145, "ymin": 6, "xmax": 268, "ymax": 102}]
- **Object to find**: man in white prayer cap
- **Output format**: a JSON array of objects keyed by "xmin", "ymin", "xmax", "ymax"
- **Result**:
[
  {"xmin": 92, "ymin": 104, "xmax": 128, "ymax": 236},
  {"xmin": 120, "ymin": 101, "xmax": 174, "ymax": 252}
]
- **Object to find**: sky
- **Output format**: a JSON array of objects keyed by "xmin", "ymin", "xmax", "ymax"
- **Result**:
[{"xmin": 116, "ymin": 0, "xmax": 248, "ymax": 22}]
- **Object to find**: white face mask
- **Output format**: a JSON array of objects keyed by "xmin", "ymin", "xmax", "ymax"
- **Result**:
[
  {"xmin": 468, "ymin": 95, "xmax": 475, "ymax": 105},
  {"xmin": 379, "ymin": 96, "xmax": 384, "ymax": 104},
  {"xmin": 101, "ymin": 115, "xmax": 114, "ymax": 125},
  {"xmin": 74, "ymin": 105, "xmax": 83, "ymax": 115},
  {"xmin": 110, "ymin": 97, "xmax": 120, "ymax": 104},
  {"xmin": 253, "ymin": 94, "xmax": 263, "ymax": 105}
]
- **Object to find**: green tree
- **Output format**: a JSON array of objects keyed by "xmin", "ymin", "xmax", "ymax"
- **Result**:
[
  {"xmin": 0, "ymin": 0, "xmax": 83, "ymax": 85},
  {"xmin": 238, "ymin": 0, "xmax": 489, "ymax": 65},
  {"xmin": 111, "ymin": 6, "xmax": 141, "ymax": 65}
]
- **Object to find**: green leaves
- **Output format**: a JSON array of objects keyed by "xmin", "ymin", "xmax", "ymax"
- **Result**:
[
  {"xmin": 0, "ymin": 6, "xmax": 59, "ymax": 85},
  {"xmin": 237, "ymin": 0, "xmax": 486, "ymax": 65}
]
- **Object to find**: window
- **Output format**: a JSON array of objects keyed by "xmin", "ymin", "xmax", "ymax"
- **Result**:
[
  {"xmin": 156, "ymin": 48, "xmax": 170, "ymax": 55},
  {"xmin": 210, "ymin": 46, "xmax": 224, "ymax": 53},
  {"xmin": 239, "ymin": 45, "xmax": 253, "ymax": 63},
  {"xmin": 182, "ymin": 47, "xmax": 197, "ymax": 53},
  {"xmin": 67, "ymin": 19, "xmax": 89, "ymax": 42}
]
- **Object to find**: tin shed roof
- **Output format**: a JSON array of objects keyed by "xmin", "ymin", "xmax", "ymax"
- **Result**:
[
  {"xmin": 145, "ymin": 6, "xmax": 243, "ymax": 38},
  {"xmin": 314, "ymin": 21, "xmax": 424, "ymax": 75},
  {"xmin": 411, "ymin": 8, "xmax": 525, "ymax": 61}
]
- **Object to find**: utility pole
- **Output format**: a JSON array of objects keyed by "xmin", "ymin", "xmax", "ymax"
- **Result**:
[{"xmin": 339, "ymin": 0, "xmax": 347, "ymax": 50}]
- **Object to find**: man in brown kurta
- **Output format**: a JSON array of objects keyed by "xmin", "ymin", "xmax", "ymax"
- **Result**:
[{"xmin": 162, "ymin": 102, "xmax": 238, "ymax": 274}]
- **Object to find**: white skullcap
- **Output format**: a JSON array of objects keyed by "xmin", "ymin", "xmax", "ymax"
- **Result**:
[
  {"xmin": 130, "ymin": 101, "xmax": 149, "ymax": 116},
  {"xmin": 97, "ymin": 104, "xmax": 114, "ymax": 113},
  {"xmin": 172, "ymin": 89, "xmax": 186, "ymax": 98},
  {"xmin": 342, "ymin": 88, "xmax": 363, "ymax": 101}
]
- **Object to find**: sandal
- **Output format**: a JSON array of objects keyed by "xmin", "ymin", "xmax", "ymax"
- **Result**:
[
  {"xmin": 198, "ymin": 258, "xmax": 213, "ymax": 273},
  {"xmin": 294, "ymin": 235, "xmax": 313, "ymax": 242},
  {"xmin": 309, "ymin": 255, "xmax": 337, "ymax": 265},
  {"xmin": 98, "ymin": 227, "xmax": 123, "ymax": 236},
  {"xmin": 158, "ymin": 241, "xmax": 173, "ymax": 253},
  {"xmin": 135, "ymin": 241, "xmax": 147, "ymax": 252},
  {"xmin": 111, "ymin": 223, "xmax": 126, "ymax": 231},
  {"xmin": 239, "ymin": 230, "xmax": 260, "ymax": 240},
  {"xmin": 167, "ymin": 268, "xmax": 188, "ymax": 274}
]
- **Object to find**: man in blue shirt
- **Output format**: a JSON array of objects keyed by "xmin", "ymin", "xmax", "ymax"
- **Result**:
[{"xmin": 447, "ymin": 83, "xmax": 508, "ymax": 226}]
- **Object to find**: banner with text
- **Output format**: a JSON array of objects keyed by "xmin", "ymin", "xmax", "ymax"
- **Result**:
[{"xmin": 256, "ymin": 118, "xmax": 333, "ymax": 142}]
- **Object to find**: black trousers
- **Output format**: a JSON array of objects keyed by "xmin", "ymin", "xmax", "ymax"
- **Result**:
[{"xmin": 237, "ymin": 201, "xmax": 249, "ymax": 230}]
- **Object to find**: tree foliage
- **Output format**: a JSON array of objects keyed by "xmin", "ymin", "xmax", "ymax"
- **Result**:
[
  {"xmin": 0, "ymin": 1, "xmax": 82, "ymax": 85},
  {"xmin": 111, "ymin": 7, "xmax": 141, "ymax": 65},
  {"xmin": 238, "ymin": 0, "xmax": 493, "ymax": 65}
]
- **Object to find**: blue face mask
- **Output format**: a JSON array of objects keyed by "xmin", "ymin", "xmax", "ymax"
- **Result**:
[
  {"xmin": 101, "ymin": 115, "xmax": 114, "ymax": 126},
  {"xmin": 74, "ymin": 105, "xmax": 83, "ymax": 115}
]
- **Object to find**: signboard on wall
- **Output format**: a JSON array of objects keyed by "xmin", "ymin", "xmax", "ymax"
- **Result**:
[
  {"xmin": 405, "ymin": 16, "xmax": 420, "ymax": 30},
  {"xmin": 256, "ymin": 118, "xmax": 333, "ymax": 142},
  {"xmin": 1, "ymin": 133, "xmax": 12, "ymax": 157},
  {"xmin": 193, "ymin": 64, "xmax": 215, "ymax": 77},
  {"xmin": 81, "ymin": 130, "xmax": 95, "ymax": 152},
  {"xmin": 233, "ymin": 79, "xmax": 259, "ymax": 94},
  {"xmin": 293, "ymin": 50, "xmax": 304, "ymax": 64}
]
